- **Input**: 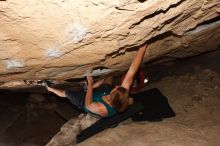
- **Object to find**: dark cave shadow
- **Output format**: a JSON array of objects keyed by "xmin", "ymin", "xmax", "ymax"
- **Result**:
[
  {"xmin": 138, "ymin": 0, "xmax": 147, "ymax": 3},
  {"xmin": 143, "ymin": 48, "xmax": 220, "ymax": 84},
  {"xmin": 0, "ymin": 90, "xmax": 82, "ymax": 146}
]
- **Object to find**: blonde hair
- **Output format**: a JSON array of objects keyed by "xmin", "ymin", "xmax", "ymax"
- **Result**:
[{"xmin": 110, "ymin": 86, "xmax": 129, "ymax": 112}]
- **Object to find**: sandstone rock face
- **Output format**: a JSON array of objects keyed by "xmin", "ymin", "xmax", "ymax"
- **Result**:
[{"xmin": 0, "ymin": 0, "xmax": 219, "ymax": 88}]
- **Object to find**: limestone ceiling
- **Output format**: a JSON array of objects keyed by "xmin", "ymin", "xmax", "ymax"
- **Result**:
[{"xmin": 0, "ymin": 0, "xmax": 219, "ymax": 88}]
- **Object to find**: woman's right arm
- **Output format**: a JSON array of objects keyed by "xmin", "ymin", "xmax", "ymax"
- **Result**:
[
  {"xmin": 121, "ymin": 44, "xmax": 147, "ymax": 91},
  {"xmin": 93, "ymin": 75, "xmax": 113, "ymax": 88}
]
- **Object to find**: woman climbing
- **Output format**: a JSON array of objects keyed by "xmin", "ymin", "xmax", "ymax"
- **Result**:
[{"xmin": 46, "ymin": 44, "xmax": 147, "ymax": 118}]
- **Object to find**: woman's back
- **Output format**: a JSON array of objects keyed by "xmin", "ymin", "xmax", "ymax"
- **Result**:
[{"xmin": 84, "ymin": 84, "xmax": 117, "ymax": 117}]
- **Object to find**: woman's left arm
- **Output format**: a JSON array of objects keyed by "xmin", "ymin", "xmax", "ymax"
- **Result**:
[
  {"xmin": 85, "ymin": 76, "xmax": 108, "ymax": 117},
  {"xmin": 93, "ymin": 78, "xmax": 105, "ymax": 88},
  {"xmin": 85, "ymin": 76, "xmax": 93, "ymax": 107}
]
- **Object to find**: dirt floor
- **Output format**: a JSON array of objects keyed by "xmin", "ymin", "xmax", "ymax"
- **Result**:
[{"xmin": 0, "ymin": 49, "xmax": 220, "ymax": 146}]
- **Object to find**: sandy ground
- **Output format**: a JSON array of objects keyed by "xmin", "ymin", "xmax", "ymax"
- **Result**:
[{"xmin": 0, "ymin": 50, "xmax": 220, "ymax": 146}]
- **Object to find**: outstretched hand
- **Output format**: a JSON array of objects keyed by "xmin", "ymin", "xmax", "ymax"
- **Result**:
[
  {"xmin": 87, "ymin": 76, "xmax": 93, "ymax": 85},
  {"xmin": 139, "ymin": 44, "xmax": 148, "ymax": 51},
  {"xmin": 121, "ymin": 43, "xmax": 147, "ymax": 91}
]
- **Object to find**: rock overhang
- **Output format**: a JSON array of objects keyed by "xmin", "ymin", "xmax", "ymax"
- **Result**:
[{"xmin": 0, "ymin": 0, "xmax": 219, "ymax": 88}]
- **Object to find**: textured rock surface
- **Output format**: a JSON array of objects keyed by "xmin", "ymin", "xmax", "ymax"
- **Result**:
[
  {"xmin": 0, "ymin": 0, "xmax": 220, "ymax": 88},
  {"xmin": 46, "ymin": 114, "xmax": 98, "ymax": 146}
]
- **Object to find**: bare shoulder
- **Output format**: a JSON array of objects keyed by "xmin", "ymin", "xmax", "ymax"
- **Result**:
[{"xmin": 87, "ymin": 102, "xmax": 108, "ymax": 117}]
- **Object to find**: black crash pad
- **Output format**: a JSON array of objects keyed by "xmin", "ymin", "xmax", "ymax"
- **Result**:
[
  {"xmin": 76, "ymin": 102, "xmax": 145, "ymax": 143},
  {"xmin": 131, "ymin": 88, "xmax": 175, "ymax": 121}
]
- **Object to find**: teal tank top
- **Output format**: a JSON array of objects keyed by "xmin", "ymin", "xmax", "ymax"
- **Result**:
[{"xmin": 84, "ymin": 84, "xmax": 117, "ymax": 117}]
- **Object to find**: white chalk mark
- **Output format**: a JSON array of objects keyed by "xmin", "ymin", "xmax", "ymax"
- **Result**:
[
  {"xmin": 5, "ymin": 59, "xmax": 24, "ymax": 69},
  {"xmin": 83, "ymin": 68, "xmax": 112, "ymax": 77},
  {"xmin": 44, "ymin": 22, "xmax": 88, "ymax": 59},
  {"xmin": 67, "ymin": 22, "xmax": 88, "ymax": 43},
  {"xmin": 46, "ymin": 48, "xmax": 63, "ymax": 58}
]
